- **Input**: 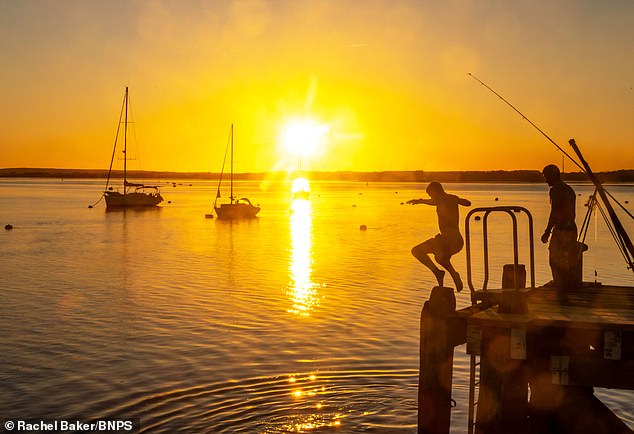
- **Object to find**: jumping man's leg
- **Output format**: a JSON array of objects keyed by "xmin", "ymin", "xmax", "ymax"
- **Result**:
[
  {"xmin": 411, "ymin": 242, "xmax": 445, "ymax": 286},
  {"xmin": 436, "ymin": 255, "xmax": 463, "ymax": 292}
]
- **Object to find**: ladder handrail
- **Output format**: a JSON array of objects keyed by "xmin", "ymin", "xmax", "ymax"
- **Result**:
[
  {"xmin": 465, "ymin": 206, "xmax": 535, "ymax": 304},
  {"xmin": 467, "ymin": 353, "xmax": 479, "ymax": 434}
]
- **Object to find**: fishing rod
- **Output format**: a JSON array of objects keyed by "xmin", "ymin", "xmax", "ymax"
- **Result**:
[
  {"xmin": 467, "ymin": 73, "xmax": 585, "ymax": 173},
  {"xmin": 467, "ymin": 72, "xmax": 633, "ymax": 218},
  {"xmin": 468, "ymin": 73, "xmax": 634, "ymax": 271}
]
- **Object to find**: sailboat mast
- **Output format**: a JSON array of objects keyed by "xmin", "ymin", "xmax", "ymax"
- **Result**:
[
  {"xmin": 230, "ymin": 123, "xmax": 234, "ymax": 203},
  {"xmin": 123, "ymin": 86, "xmax": 129, "ymax": 195}
]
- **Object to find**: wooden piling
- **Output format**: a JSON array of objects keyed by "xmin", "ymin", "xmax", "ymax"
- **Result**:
[{"xmin": 418, "ymin": 286, "xmax": 456, "ymax": 434}]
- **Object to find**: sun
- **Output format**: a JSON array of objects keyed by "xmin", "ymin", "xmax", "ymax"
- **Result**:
[{"xmin": 282, "ymin": 119, "xmax": 330, "ymax": 157}]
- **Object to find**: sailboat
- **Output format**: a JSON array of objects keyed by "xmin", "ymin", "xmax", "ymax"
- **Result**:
[
  {"xmin": 213, "ymin": 124, "xmax": 260, "ymax": 219},
  {"xmin": 292, "ymin": 155, "xmax": 311, "ymax": 200},
  {"xmin": 103, "ymin": 87, "xmax": 163, "ymax": 209}
]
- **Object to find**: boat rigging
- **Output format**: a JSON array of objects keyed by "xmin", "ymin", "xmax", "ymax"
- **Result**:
[
  {"xmin": 211, "ymin": 124, "xmax": 260, "ymax": 219},
  {"xmin": 102, "ymin": 87, "xmax": 163, "ymax": 209}
]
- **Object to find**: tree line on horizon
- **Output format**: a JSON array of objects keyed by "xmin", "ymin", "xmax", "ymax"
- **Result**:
[{"xmin": 1, "ymin": 168, "xmax": 633, "ymax": 183}]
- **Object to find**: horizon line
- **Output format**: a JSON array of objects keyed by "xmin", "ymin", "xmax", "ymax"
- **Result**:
[{"xmin": 2, "ymin": 167, "xmax": 633, "ymax": 183}]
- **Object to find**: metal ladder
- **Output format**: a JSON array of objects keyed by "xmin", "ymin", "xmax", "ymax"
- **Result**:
[
  {"xmin": 463, "ymin": 206, "xmax": 536, "ymax": 434},
  {"xmin": 467, "ymin": 353, "xmax": 480, "ymax": 434}
]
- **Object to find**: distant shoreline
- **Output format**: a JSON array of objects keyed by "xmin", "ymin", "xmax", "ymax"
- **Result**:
[{"xmin": 1, "ymin": 168, "xmax": 633, "ymax": 183}]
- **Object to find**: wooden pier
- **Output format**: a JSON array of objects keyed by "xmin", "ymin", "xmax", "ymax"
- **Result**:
[
  {"xmin": 418, "ymin": 286, "xmax": 633, "ymax": 434},
  {"xmin": 418, "ymin": 205, "xmax": 633, "ymax": 434}
]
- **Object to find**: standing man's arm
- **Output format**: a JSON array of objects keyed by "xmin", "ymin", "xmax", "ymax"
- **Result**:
[{"xmin": 542, "ymin": 189, "xmax": 558, "ymax": 243}]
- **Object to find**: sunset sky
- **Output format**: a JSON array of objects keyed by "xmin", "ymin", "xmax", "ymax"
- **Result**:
[{"xmin": 1, "ymin": 0, "xmax": 633, "ymax": 173}]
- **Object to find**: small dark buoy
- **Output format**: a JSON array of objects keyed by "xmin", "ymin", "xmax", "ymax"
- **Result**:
[
  {"xmin": 88, "ymin": 205, "xmax": 93, "ymax": 209},
  {"xmin": 400, "ymin": 202, "xmax": 404, "ymax": 205},
  {"xmin": 5, "ymin": 224, "xmax": 13, "ymax": 230},
  {"xmin": 626, "ymin": 200, "xmax": 629, "ymax": 204},
  {"xmin": 205, "ymin": 214, "xmax": 214, "ymax": 219},
  {"xmin": 475, "ymin": 216, "xmax": 481, "ymax": 221},
  {"xmin": 395, "ymin": 191, "xmax": 398, "ymax": 194},
  {"xmin": 359, "ymin": 192, "xmax": 363, "ymax": 195},
  {"xmin": 167, "ymin": 200, "xmax": 172, "ymax": 204},
  {"xmin": 352, "ymin": 204, "xmax": 357, "ymax": 207},
  {"xmin": 494, "ymin": 197, "xmax": 499, "ymax": 201},
  {"xmin": 360, "ymin": 224, "xmax": 367, "ymax": 231}
]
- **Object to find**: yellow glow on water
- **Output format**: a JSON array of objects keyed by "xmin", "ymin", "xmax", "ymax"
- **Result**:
[{"xmin": 287, "ymin": 198, "xmax": 320, "ymax": 316}]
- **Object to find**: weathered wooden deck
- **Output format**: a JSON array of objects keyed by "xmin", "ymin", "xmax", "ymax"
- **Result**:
[{"xmin": 475, "ymin": 284, "xmax": 634, "ymax": 327}]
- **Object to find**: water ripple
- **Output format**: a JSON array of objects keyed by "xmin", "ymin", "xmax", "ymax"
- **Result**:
[{"xmin": 85, "ymin": 369, "xmax": 419, "ymax": 433}]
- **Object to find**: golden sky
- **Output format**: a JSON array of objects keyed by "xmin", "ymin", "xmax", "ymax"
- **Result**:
[{"xmin": 1, "ymin": 0, "xmax": 633, "ymax": 173}]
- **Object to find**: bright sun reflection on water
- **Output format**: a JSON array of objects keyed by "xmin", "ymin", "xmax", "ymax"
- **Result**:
[{"xmin": 287, "ymin": 196, "xmax": 321, "ymax": 316}]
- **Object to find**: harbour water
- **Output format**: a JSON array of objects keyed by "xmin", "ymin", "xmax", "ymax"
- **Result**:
[{"xmin": 1, "ymin": 178, "xmax": 632, "ymax": 432}]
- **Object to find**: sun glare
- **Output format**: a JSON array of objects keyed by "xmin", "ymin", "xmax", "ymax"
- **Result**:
[
  {"xmin": 282, "ymin": 119, "xmax": 329, "ymax": 157},
  {"xmin": 292, "ymin": 177, "xmax": 310, "ymax": 194}
]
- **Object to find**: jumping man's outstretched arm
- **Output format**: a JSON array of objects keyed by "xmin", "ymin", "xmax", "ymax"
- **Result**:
[
  {"xmin": 458, "ymin": 197, "xmax": 471, "ymax": 206},
  {"xmin": 406, "ymin": 198, "xmax": 435, "ymax": 205}
]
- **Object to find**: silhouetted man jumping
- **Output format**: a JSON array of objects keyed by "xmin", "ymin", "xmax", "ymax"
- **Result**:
[{"xmin": 407, "ymin": 182, "xmax": 471, "ymax": 291}]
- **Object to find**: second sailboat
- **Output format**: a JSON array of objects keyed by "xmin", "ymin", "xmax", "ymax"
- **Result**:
[{"xmin": 213, "ymin": 124, "xmax": 260, "ymax": 219}]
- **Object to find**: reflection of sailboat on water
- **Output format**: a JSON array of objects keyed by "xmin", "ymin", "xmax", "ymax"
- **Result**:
[
  {"xmin": 212, "ymin": 124, "xmax": 260, "ymax": 219},
  {"xmin": 103, "ymin": 87, "xmax": 163, "ymax": 209}
]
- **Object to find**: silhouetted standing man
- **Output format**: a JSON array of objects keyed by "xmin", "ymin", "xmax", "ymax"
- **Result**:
[
  {"xmin": 408, "ymin": 182, "xmax": 471, "ymax": 292},
  {"xmin": 541, "ymin": 164, "xmax": 578, "ymax": 301}
]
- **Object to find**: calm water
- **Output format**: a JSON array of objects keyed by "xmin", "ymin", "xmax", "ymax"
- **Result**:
[{"xmin": 1, "ymin": 178, "xmax": 632, "ymax": 433}]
